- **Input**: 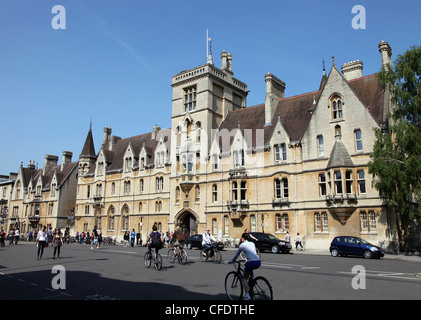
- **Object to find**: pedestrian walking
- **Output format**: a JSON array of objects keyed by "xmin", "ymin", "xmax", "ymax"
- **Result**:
[
  {"xmin": 36, "ymin": 227, "xmax": 47, "ymax": 260},
  {"xmin": 0, "ymin": 229, "xmax": 6, "ymax": 247},
  {"xmin": 285, "ymin": 231, "xmax": 291, "ymax": 243},
  {"xmin": 14, "ymin": 229, "xmax": 20, "ymax": 245},
  {"xmin": 52, "ymin": 229, "xmax": 63, "ymax": 259},
  {"xmin": 97, "ymin": 228, "xmax": 102, "ymax": 248},
  {"xmin": 91, "ymin": 226, "xmax": 98, "ymax": 249},
  {"xmin": 295, "ymin": 232, "xmax": 304, "ymax": 251},
  {"xmin": 130, "ymin": 229, "xmax": 136, "ymax": 247},
  {"xmin": 8, "ymin": 229, "xmax": 14, "ymax": 245},
  {"xmin": 123, "ymin": 231, "xmax": 129, "ymax": 247}
]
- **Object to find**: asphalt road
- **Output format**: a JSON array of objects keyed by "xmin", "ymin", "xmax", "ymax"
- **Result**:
[{"xmin": 1, "ymin": 242, "xmax": 420, "ymax": 301}]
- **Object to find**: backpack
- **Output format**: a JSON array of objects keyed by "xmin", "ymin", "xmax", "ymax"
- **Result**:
[
  {"xmin": 176, "ymin": 231, "xmax": 186, "ymax": 242},
  {"xmin": 150, "ymin": 232, "xmax": 161, "ymax": 246}
]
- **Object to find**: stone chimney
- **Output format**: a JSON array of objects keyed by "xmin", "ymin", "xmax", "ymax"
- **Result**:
[
  {"xmin": 27, "ymin": 160, "xmax": 36, "ymax": 170},
  {"xmin": 227, "ymin": 53, "xmax": 233, "ymax": 73},
  {"xmin": 62, "ymin": 151, "xmax": 73, "ymax": 170},
  {"xmin": 265, "ymin": 73, "xmax": 285, "ymax": 125},
  {"xmin": 378, "ymin": 40, "xmax": 392, "ymax": 67},
  {"xmin": 151, "ymin": 124, "xmax": 161, "ymax": 140},
  {"xmin": 221, "ymin": 50, "xmax": 228, "ymax": 70},
  {"xmin": 103, "ymin": 127, "xmax": 112, "ymax": 146},
  {"xmin": 109, "ymin": 135, "xmax": 121, "ymax": 151},
  {"xmin": 341, "ymin": 60, "xmax": 363, "ymax": 81},
  {"xmin": 43, "ymin": 154, "xmax": 58, "ymax": 175}
]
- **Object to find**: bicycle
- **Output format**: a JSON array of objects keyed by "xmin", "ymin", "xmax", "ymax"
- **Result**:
[
  {"xmin": 144, "ymin": 248, "xmax": 163, "ymax": 271},
  {"xmin": 167, "ymin": 245, "xmax": 187, "ymax": 265},
  {"xmin": 200, "ymin": 242, "xmax": 222, "ymax": 263},
  {"xmin": 225, "ymin": 259, "xmax": 273, "ymax": 300}
]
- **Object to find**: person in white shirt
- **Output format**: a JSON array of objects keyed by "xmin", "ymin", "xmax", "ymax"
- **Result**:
[
  {"xmin": 230, "ymin": 233, "xmax": 261, "ymax": 300},
  {"xmin": 36, "ymin": 227, "xmax": 47, "ymax": 260},
  {"xmin": 202, "ymin": 228, "xmax": 217, "ymax": 257}
]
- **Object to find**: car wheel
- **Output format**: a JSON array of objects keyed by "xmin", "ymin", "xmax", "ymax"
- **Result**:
[
  {"xmin": 186, "ymin": 242, "xmax": 192, "ymax": 250},
  {"xmin": 271, "ymin": 245, "xmax": 279, "ymax": 254},
  {"xmin": 363, "ymin": 250, "xmax": 372, "ymax": 259},
  {"xmin": 331, "ymin": 248, "xmax": 340, "ymax": 257}
]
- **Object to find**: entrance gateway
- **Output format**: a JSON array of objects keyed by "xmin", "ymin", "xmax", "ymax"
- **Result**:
[{"xmin": 174, "ymin": 209, "xmax": 198, "ymax": 236}]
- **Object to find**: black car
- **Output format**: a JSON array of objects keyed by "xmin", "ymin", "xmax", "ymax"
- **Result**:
[
  {"xmin": 186, "ymin": 234, "xmax": 225, "ymax": 250},
  {"xmin": 329, "ymin": 236, "xmax": 384, "ymax": 259},
  {"xmin": 249, "ymin": 232, "xmax": 292, "ymax": 254}
]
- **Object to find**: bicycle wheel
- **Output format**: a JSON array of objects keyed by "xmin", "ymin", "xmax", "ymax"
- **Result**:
[
  {"xmin": 200, "ymin": 249, "xmax": 208, "ymax": 262},
  {"xmin": 214, "ymin": 250, "xmax": 222, "ymax": 264},
  {"xmin": 225, "ymin": 271, "xmax": 243, "ymax": 300},
  {"xmin": 144, "ymin": 252, "xmax": 151, "ymax": 268},
  {"xmin": 250, "ymin": 276, "xmax": 273, "ymax": 300},
  {"xmin": 178, "ymin": 250, "xmax": 187, "ymax": 265},
  {"xmin": 154, "ymin": 253, "xmax": 163, "ymax": 271},
  {"xmin": 167, "ymin": 249, "xmax": 175, "ymax": 263}
]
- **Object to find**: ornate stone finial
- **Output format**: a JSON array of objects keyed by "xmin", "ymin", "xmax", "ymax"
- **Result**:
[{"xmin": 332, "ymin": 55, "xmax": 336, "ymax": 67}]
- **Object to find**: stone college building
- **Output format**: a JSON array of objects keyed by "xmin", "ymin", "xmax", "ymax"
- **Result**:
[{"xmin": 8, "ymin": 40, "xmax": 399, "ymax": 251}]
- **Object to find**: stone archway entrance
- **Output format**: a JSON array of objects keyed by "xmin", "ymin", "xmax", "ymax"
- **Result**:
[{"xmin": 175, "ymin": 209, "xmax": 199, "ymax": 236}]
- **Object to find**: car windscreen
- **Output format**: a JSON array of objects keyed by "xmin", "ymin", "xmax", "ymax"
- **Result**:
[{"xmin": 267, "ymin": 234, "xmax": 280, "ymax": 241}]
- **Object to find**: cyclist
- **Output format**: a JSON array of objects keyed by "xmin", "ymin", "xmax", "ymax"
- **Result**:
[
  {"xmin": 229, "ymin": 232, "xmax": 261, "ymax": 300},
  {"xmin": 147, "ymin": 225, "xmax": 162, "ymax": 258},
  {"xmin": 171, "ymin": 226, "xmax": 186, "ymax": 256},
  {"xmin": 202, "ymin": 228, "xmax": 217, "ymax": 257}
]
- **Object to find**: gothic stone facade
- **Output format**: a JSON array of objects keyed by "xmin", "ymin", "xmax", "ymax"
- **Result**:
[{"xmin": 74, "ymin": 41, "xmax": 398, "ymax": 250}]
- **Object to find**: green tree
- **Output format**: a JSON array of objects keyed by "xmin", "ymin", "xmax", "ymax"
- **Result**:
[{"xmin": 369, "ymin": 45, "xmax": 421, "ymax": 249}]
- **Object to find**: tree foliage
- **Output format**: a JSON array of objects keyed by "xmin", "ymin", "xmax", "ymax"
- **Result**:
[{"xmin": 369, "ymin": 45, "xmax": 421, "ymax": 219}]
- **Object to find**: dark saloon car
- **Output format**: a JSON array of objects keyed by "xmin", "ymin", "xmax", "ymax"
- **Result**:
[
  {"xmin": 185, "ymin": 234, "xmax": 225, "ymax": 250},
  {"xmin": 249, "ymin": 232, "xmax": 292, "ymax": 254},
  {"xmin": 329, "ymin": 236, "xmax": 384, "ymax": 259}
]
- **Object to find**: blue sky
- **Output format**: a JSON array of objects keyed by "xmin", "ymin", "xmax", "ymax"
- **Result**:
[{"xmin": 0, "ymin": 0, "xmax": 420, "ymax": 175}]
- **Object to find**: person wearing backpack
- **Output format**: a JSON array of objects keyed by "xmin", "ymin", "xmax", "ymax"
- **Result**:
[
  {"xmin": 171, "ymin": 226, "xmax": 185, "ymax": 256},
  {"xmin": 147, "ymin": 225, "xmax": 162, "ymax": 257}
]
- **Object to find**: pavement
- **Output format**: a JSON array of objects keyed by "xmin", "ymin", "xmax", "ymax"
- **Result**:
[
  {"xmin": 7, "ymin": 240, "xmax": 421, "ymax": 262},
  {"xmin": 223, "ymin": 246, "xmax": 421, "ymax": 262}
]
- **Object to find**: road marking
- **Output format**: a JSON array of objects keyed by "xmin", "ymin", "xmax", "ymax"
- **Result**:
[{"xmin": 339, "ymin": 271, "xmax": 421, "ymax": 281}]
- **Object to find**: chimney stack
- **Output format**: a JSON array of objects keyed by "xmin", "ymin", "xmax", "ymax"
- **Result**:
[
  {"xmin": 109, "ymin": 135, "xmax": 121, "ymax": 151},
  {"xmin": 378, "ymin": 40, "xmax": 392, "ymax": 67},
  {"xmin": 152, "ymin": 124, "xmax": 161, "ymax": 140},
  {"xmin": 221, "ymin": 50, "xmax": 228, "ymax": 70},
  {"xmin": 103, "ymin": 126, "xmax": 112, "ymax": 146},
  {"xmin": 341, "ymin": 60, "xmax": 363, "ymax": 81},
  {"xmin": 62, "ymin": 151, "xmax": 73, "ymax": 170},
  {"xmin": 265, "ymin": 73, "xmax": 285, "ymax": 125},
  {"xmin": 43, "ymin": 154, "xmax": 58, "ymax": 175}
]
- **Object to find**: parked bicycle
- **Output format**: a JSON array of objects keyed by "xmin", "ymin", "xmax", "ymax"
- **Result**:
[
  {"xmin": 144, "ymin": 249, "xmax": 163, "ymax": 271},
  {"xmin": 103, "ymin": 237, "xmax": 116, "ymax": 245},
  {"xmin": 200, "ymin": 241, "xmax": 222, "ymax": 263},
  {"xmin": 225, "ymin": 259, "xmax": 273, "ymax": 300},
  {"xmin": 167, "ymin": 245, "xmax": 187, "ymax": 265}
]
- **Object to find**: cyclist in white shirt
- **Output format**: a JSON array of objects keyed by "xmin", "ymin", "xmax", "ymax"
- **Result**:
[{"xmin": 202, "ymin": 228, "xmax": 217, "ymax": 257}]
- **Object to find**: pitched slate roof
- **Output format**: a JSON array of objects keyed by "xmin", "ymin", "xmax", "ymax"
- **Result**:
[
  {"xmin": 90, "ymin": 128, "xmax": 172, "ymax": 174},
  {"xmin": 218, "ymin": 72, "xmax": 384, "ymax": 151},
  {"xmin": 326, "ymin": 139, "xmax": 354, "ymax": 169},
  {"xmin": 347, "ymin": 74, "xmax": 385, "ymax": 125}
]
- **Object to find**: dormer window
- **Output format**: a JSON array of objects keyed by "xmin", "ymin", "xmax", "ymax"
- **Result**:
[{"xmin": 124, "ymin": 157, "xmax": 132, "ymax": 172}]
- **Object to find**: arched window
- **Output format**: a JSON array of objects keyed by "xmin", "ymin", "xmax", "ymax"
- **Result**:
[
  {"xmin": 331, "ymin": 96, "xmax": 343, "ymax": 120},
  {"xmin": 108, "ymin": 206, "xmax": 115, "ymax": 231}
]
